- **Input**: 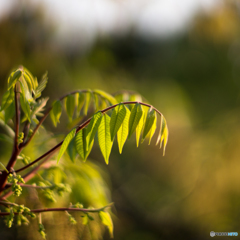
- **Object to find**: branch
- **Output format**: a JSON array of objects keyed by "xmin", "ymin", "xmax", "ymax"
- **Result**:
[
  {"xmin": 15, "ymin": 101, "xmax": 162, "ymax": 174},
  {"xmin": 14, "ymin": 84, "xmax": 20, "ymax": 151},
  {"xmin": 4, "ymin": 183, "xmax": 53, "ymax": 189},
  {"xmin": 0, "ymin": 203, "xmax": 113, "ymax": 216}
]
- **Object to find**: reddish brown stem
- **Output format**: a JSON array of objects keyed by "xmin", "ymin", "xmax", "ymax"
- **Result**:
[
  {"xmin": 0, "ymin": 85, "xmax": 22, "ymax": 193},
  {"xmin": 0, "ymin": 203, "xmax": 113, "ymax": 216}
]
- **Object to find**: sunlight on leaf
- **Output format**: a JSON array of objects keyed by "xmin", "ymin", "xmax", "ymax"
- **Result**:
[
  {"xmin": 117, "ymin": 107, "xmax": 130, "ymax": 154},
  {"xmin": 110, "ymin": 103, "xmax": 126, "ymax": 141},
  {"xmin": 98, "ymin": 114, "xmax": 113, "ymax": 164},
  {"xmin": 128, "ymin": 103, "xmax": 143, "ymax": 138},
  {"xmin": 99, "ymin": 211, "xmax": 114, "ymax": 238},
  {"xmin": 57, "ymin": 128, "xmax": 76, "ymax": 163}
]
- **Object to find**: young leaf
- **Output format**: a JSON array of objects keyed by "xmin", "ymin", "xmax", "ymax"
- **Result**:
[
  {"xmin": 142, "ymin": 108, "xmax": 156, "ymax": 140},
  {"xmin": 19, "ymin": 77, "xmax": 33, "ymax": 102},
  {"xmin": 75, "ymin": 128, "xmax": 94, "ymax": 161},
  {"xmin": 76, "ymin": 92, "xmax": 85, "ymax": 117},
  {"xmin": 50, "ymin": 100, "xmax": 62, "ymax": 127},
  {"xmin": 23, "ymin": 67, "xmax": 36, "ymax": 90},
  {"xmin": 99, "ymin": 211, "xmax": 114, "ymax": 238},
  {"xmin": 117, "ymin": 107, "xmax": 130, "ymax": 154},
  {"xmin": 57, "ymin": 128, "xmax": 76, "ymax": 163},
  {"xmin": 110, "ymin": 104, "xmax": 126, "ymax": 141},
  {"xmin": 34, "ymin": 72, "xmax": 48, "ymax": 99},
  {"xmin": 23, "ymin": 72, "xmax": 33, "ymax": 92},
  {"xmin": 1, "ymin": 88, "xmax": 14, "ymax": 111},
  {"xmin": 128, "ymin": 103, "xmax": 143, "ymax": 138},
  {"xmin": 83, "ymin": 91, "xmax": 91, "ymax": 116},
  {"xmin": 94, "ymin": 89, "xmax": 117, "ymax": 105},
  {"xmin": 20, "ymin": 94, "xmax": 31, "ymax": 122},
  {"xmin": 65, "ymin": 94, "xmax": 75, "ymax": 121},
  {"xmin": 86, "ymin": 111, "xmax": 102, "ymax": 150},
  {"xmin": 98, "ymin": 114, "xmax": 113, "ymax": 164},
  {"xmin": 8, "ymin": 69, "xmax": 22, "ymax": 90}
]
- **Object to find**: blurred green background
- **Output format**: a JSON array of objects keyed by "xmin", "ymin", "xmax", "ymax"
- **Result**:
[{"xmin": 1, "ymin": 0, "xmax": 240, "ymax": 239}]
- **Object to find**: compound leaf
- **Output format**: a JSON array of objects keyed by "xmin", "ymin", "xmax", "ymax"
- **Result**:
[
  {"xmin": 128, "ymin": 103, "xmax": 143, "ymax": 138},
  {"xmin": 83, "ymin": 91, "xmax": 91, "ymax": 116},
  {"xmin": 1, "ymin": 88, "xmax": 14, "ymax": 111},
  {"xmin": 142, "ymin": 108, "xmax": 156, "ymax": 140},
  {"xmin": 8, "ymin": 69, "xmax": 22, "ymax": 90},
  {"xmin": 98, "ymin": 114, "xmax": 113, "ymax": 164},
  {"xmin": 35, "ymin": 72, "xmax": 48, "ymax": 99},
  {"xmin": 50, "ymin": 100, "xmax": 62, "ymax": 127},
  {"xmin": 76, "ymin": 92, "xmax": 85, "ymax": 117},
  {"xmin": 65, "ymin": 94, "xmax": 75, "ymax": 121},
  {"xmin": 57, "ymin": 128, "xmax": 76, "ymax": 163},
  {"xmin": 86, "ymin": 111, "xmax": 102, "ymax": 151},
  {"xmin": 94, "ymin": 89, "xmax": 117, "ymax": 105},
  {"xmin": 75, "ymin": 128, "xmax": 94, "ymax": 161},
  {"xmin": 20, "ymin": 94, "xmax": 31, "ymax": 122},
  {"xmin": 110, "ymin": 104, "xmax": 126, "ymax": 141},
  {"xmin": 117, "ymin": 107, "xmax": 130, "ymax": 154}
]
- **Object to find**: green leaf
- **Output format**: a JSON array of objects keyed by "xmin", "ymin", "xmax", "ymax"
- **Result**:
[
  {"xmin": 76, "ymin": 92, "xmax": 85, "ymax": 117},
  {"xmin": 4, "ymin": 102, "xmax": 15, "ymax": 123},
  {"xmin": 93, "ymin": 93, "xmax": 99, "ymax": 111},
  {"xmin": 159, "ymin": 117, "xmax": 168, "ymax": 155},
  {"xmin": 110, "ymin": 104, "xmax": 126, "ymax": 141},
  {"xmin": 23, "ymin": 72, "xmax": 33, "ymax": 92},
  {"xmin": 94, "ymin": 89, "xmax": 117, "ymax": 105},
  {"xmin": 20, "ymin": 94, "xmax": 31, "ymax": 122},
  {"xmin": 156, "ymin": 116, "xmax": 165, "ymax": 146},
  {"xmin": 67, "ymin": 138, "xmax": 77, "ymax": 163},
  {"xmin": 32, "ymin": 97, "xmax": 49, "ymax": 116},
  {"xmin": 117, "ymin": 107, "xmax": 130, "ymax": 154},
  {"xmin": 99, "ymin": 211, "xmax": 114, "ymax": 238},
  {"xmin": 57, "ymin": 128, "xmax": 76, "ymax": 163},
  {"xmin": 8, "ymin": 69, "xmax": 22, "ymax": 90},
  {"xmin": 65, "ymin": 94, "xmax": 75, "ymax": 121},
  {"xmin": 135, "ymin": 110, "xmax": 145, "ymax": 147},
  {"xmin": 50, "ymin": 100, "xmax": 62, "ymax": 127},
  {"xmin": 128, "ymin": 103, "xmax": 143, "ymax": 138},
  {"xmin": 86, "ymin": 111, "xmax": 102, "ymax": 151},
  {"xmin": 23, "ymin": 67, "xmax": 36, "ymax": 90},
  {"xmin": 98, "ymin": 114, "xmax": 113, "ymax": 164},
  {"xmin": 35, "ymin": 72, "xmax": 48, "ymax": 99},
  {"xmin": 75, "ymin": 128, "xmax": 94, "ymax": 161},
  {"xmin": 83, "ymin": 91, "xmax": 91, "ymax": 116},
  {"xmin": 82, "ymin": 214, "xmax": 88, "ymax": 225},
  {"xmin": 142, "ymin": 108, "xmax": 156, "ymax": 140},
  {"xmin": 146, "ymin": 114, "xmax": 157, "ymax": 145},
  {"xmin": 19, "ymin": 76, "xmax": 32, "ymax": 102},
  {"xmin": 1, "ymin": 88, "xmax": 14, "ymax": 111},
  {"xmin": 0, "ymin": 161, "xmax": 8, "ymax": 173}
]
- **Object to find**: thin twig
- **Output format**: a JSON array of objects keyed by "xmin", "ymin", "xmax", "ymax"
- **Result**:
[
  {"xmin": 0, "ymin": 203, "xmax": 113, "ymax": 216},
  {"xmin": 14, "ymin": 84, "xmax": 20, "ymax": 151}
]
